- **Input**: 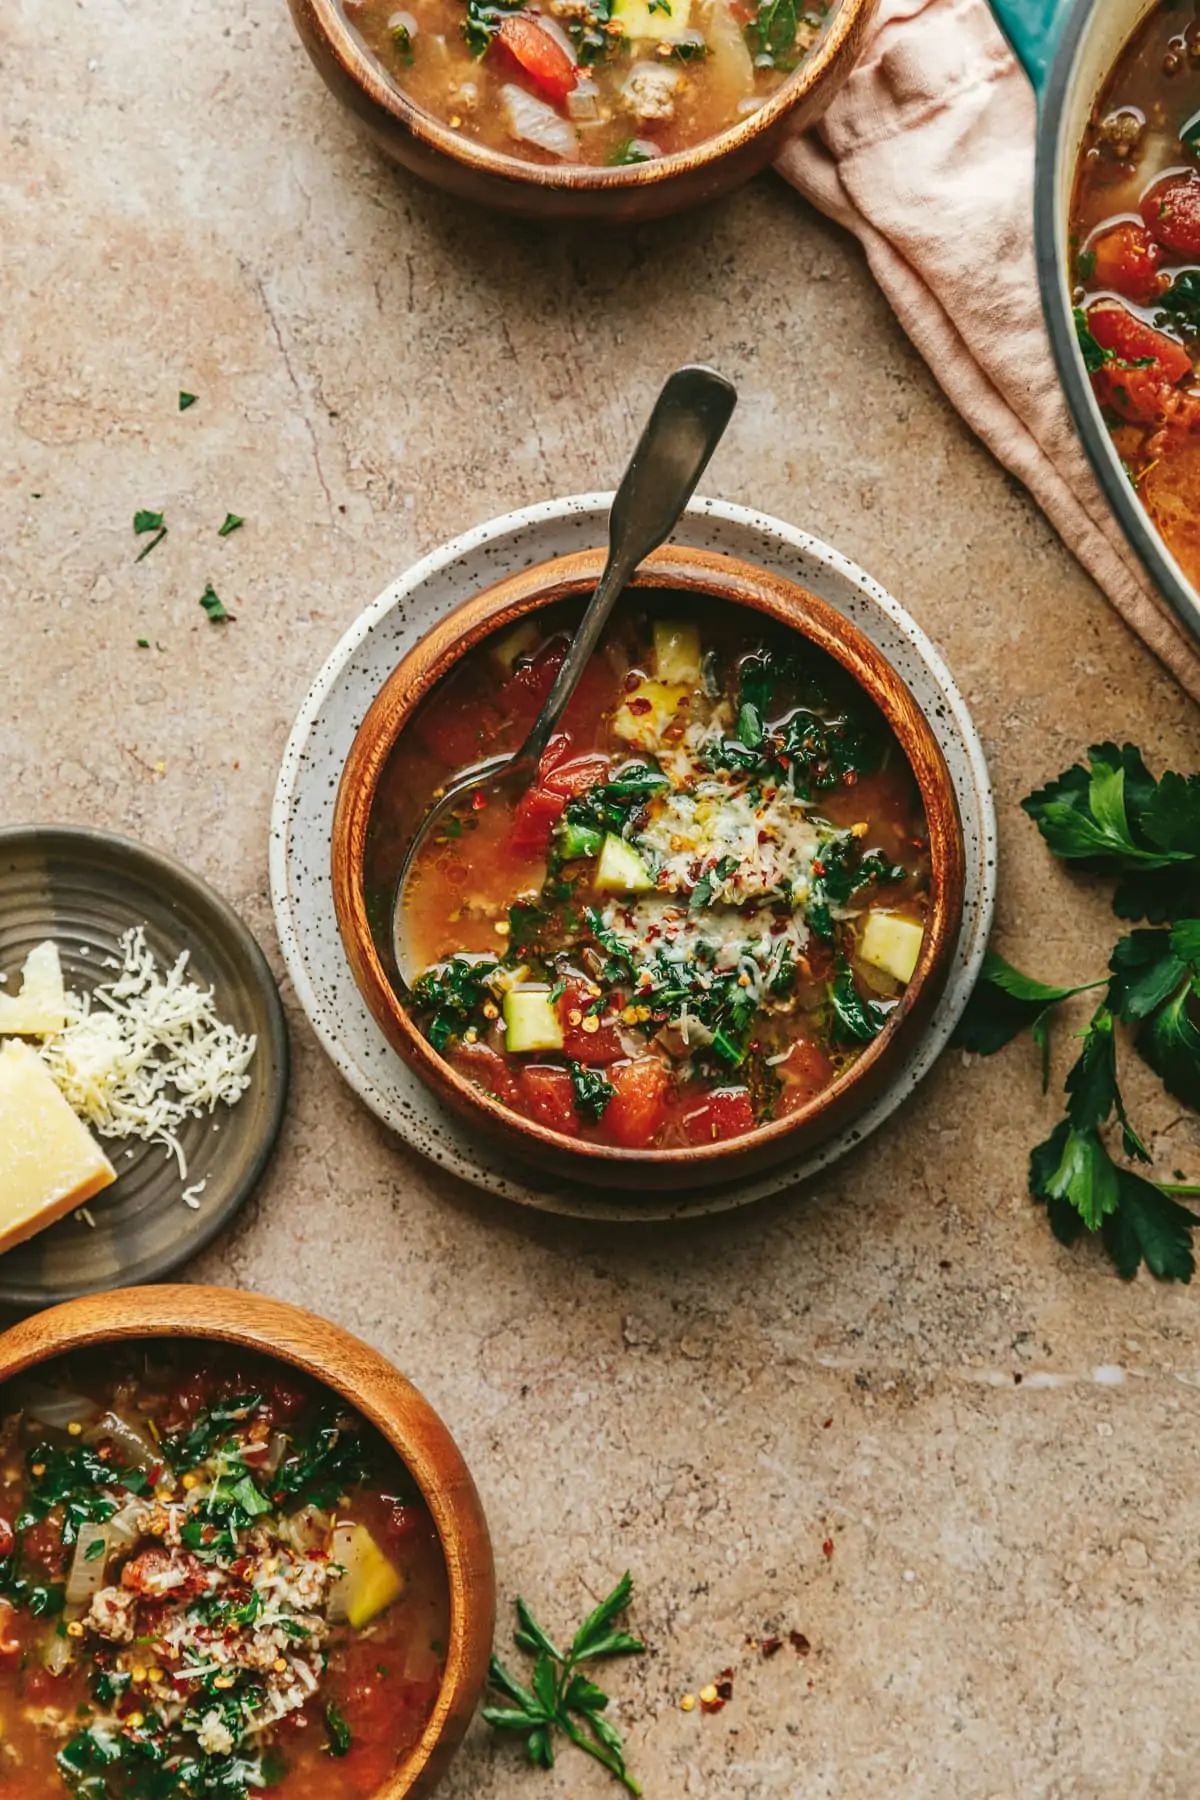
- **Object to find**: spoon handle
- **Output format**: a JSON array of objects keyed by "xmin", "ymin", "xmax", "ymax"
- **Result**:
[{"xmin": 517, "ymin": 364, "xmax": 737, "ymax": 773}]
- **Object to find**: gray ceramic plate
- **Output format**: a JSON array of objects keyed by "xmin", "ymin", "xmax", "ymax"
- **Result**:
[
  {"xmin": 0, "ymin": 827, "xmax": 288, "ymax": 1309},
  {"xmin": 271, "ymin": 494, "xmax": 996, "ymax": 1221}
]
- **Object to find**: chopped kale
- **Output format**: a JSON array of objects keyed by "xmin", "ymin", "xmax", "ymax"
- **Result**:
[
  {"xmin": 564, "ymin": 765, "xmax": 669, "ymax": 837},
  {"xmin": 409, "ymin": 955, "xmax": 499, "ymax": 1051},
  {"xmin": 568, "ymin": 1061, "xmax": 615, "ymax": 1121}
]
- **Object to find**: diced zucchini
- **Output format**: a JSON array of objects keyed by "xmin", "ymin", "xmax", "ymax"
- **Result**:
[
  {"xmin": 503, "ymin": 988, "xmax": 564, "ymax": 1053},
  {"xmin": 559, "ymin": 821, "xmax": 604, "ymax": 861},
  {"xmin": 612, "ymin": 678, "xmax": 690, "ymax": 749},
  {"xmin": 489, "ymin": 620, "xmax": 540, "ymax": 674},
  {"xmin": 859, "ymin": 912, "xmax": 924, "ymax": 985},
  {"xmin": 595, "ymin": 834, "xmax": 655, "ymax": 894},
  {"xmin": 328, "ymin": 1524, "xmax": 405, "ymax": 1629},
  {"xmin": 613, "ymin": 0, "xmax": 693, "ymax": 40},
  {"xmin": 653, "ymin": 620, "xmax": 702, "ymax": 685}
]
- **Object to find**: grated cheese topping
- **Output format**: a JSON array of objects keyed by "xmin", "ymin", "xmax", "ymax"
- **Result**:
[{"xmin": 34, "ymin": 927, "xmax": 256, "ymax": 1180}]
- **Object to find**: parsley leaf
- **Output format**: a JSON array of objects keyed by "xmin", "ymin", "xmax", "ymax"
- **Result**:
[
  {"xmin": 218, "ymin": 513, "xmax": 245, "ymax": 538},
  {"xmin": 179, "ymin": 390, "xmax": 198, "ymax": 410},
  {"xmin": 607, "ymin": 139, "xmax": 652, "ymax": 166},
  {"xmin": 133, "ymin": 509, "xmax": 167, "ymax": 561},
  {"xmin": 483, "ymin": 1575, "xmax": 644, "ymax": 1794},
  {"xmin": 200, "ymin": 583, "xmax": 234, "ymax": 624},
  {"xmin": 953, "ymin": 950, "xmax": 1103, "ymax": 1076}
]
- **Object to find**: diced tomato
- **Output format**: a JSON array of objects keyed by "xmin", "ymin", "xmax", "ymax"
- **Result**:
[
  {"xmin": 1086, "ymin": 301, "xmax": 1193, "ymax": 424},
  {"xmin": 558, "ymin": 981, "xmax": 625, "ymax": 1063},
  {"xmin": 450, "ymin": 1042, "xmax": 522, "ymax": 1108},
  {"xmin": 605, "ymin": 1057, "xmax": 669, "ymax": 1148},
  {"xmin": 682, "ymin": 1087, "xmax": 755, "ymax": 1144},
  {"xmin": 539, "ymin": 739, "xmax": 610, "ymax": 799},
  {"xmin": 509, "ymin": 785, "xmax": 566, "ymax": 855},
  {"xmin": 496, "ymin": 13, "xmax": 577, "ymax": 103},
  {"xmin": 520, "ymin": 1065, "xmax": 579, "ymax": 1135},
  {"xmin": 1141, "ymin": 173, "xmax": 1200, "ymax": 258},
  {"xmin": 776, "ymin": 1036, "xmax": 836, "ymax": 1115},
  {"xmin": 1087, "ymin": 221, "xmax": 1164, "ymax": 305},
  {"xmin": 413, "ymin": 665, "xmax": 504, "ymax": 770}
]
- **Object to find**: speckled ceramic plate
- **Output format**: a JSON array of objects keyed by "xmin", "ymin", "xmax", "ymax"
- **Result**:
[
  {"xmin": 0, "ymin": 827, "xmax": 289, "ymax": 1308},
  {"xmin": 270, "ymin": 495, "xmax": 996, "ymax": 1221}
]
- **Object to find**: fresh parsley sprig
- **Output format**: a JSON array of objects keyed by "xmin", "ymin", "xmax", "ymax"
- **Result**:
[
  {"xmin": 483, "ymin": 1573, "xmax": 645, "ymax": 1794},
  {"xmin": 955, "ymin": 742, "xmax": 1200, "ymax": 1281}
]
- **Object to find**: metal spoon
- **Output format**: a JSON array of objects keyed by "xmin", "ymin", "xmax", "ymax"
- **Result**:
[{"xmin": 392, "ymin": 363, "xmax": 738, "ymax": 980}]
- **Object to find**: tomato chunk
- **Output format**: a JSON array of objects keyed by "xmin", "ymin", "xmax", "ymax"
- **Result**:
[
  {"xmin": 450, "ymin": 1043, "xmax": 522, "ymax": 1108},
  {"xmin": 520, "ymin": 1065, "xmax": 579, "ymax": 1135},
  {"xmin": 1141, "ymin": 173, "xmax": 1200, "ymax": 258},
  {"xmin": 539, "ymin": 740, "xmax": 610, "ymax": 799},
  {"xmin": 776, "ymin": 1036, "xmax": 836, "ymax": 1115},
  {"xmin": 496, "ymin": 13, "xmax": 577, "ymax": 104},
  {"xmin": 1087, "ymin": 221, "xmax": 1164, "ymax": 305},
  {"xmin": 605, "ymin": 1057, "xmax": 669, "ymax": 1148},
  {"xmin": 682, "ymin": 1087, "xmax": 755, "ymax": 1144},
  {"xmin": 509, "ymin": 785, "xmax": 566, "ymax": 855},
  {"xmin": 1086, "ymin": 302, "xmax": 1193, "ymax": 424},
  {"xmin": 557, "ymin": 980, "xmax": 625, "ymax": 1063}
]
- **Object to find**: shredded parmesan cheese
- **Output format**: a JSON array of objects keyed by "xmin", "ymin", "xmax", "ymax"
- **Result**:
[{"xmin": 36, "ymin": 927, "xmax": 255, "ymax": 1180}]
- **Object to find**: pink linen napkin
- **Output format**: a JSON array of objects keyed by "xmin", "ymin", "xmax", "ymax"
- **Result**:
[{"xmin": 775, "ymin": 0, "xmax": 1200, "ymax": 700}]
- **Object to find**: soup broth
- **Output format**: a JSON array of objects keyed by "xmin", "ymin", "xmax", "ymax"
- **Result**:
[
  {"xmin": 0, "ymin": 1347, "xmax": 449, "ymax": 1799},
  {"xmin": 341, "ymin": 0, "xmax": 833, "ymax": 166},
  {"xmin": 373, "ymin": 593, "xmax": 932, "ymax": 1152},
  {"xmin": 1070, "ymin": 3, "xmax": 1200, "ymax": 587}
]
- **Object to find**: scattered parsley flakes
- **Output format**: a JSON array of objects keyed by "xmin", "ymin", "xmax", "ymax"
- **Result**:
[
  {"xmin": 218, "ymin": 512, "xmax": 245, "ymax": 538},
  {"xmin": 324, "ymin": 1700, "xmax": 352, "ymax": 1758},
  {"xmin": 179, "ymin": 391, "xmax": 197, "ymax": 410},
  {"xmin": 136, "ymin": 638, "xmax": 150, "ymax": 650},
  {"xmin": 199, "ymin": 583, "xmax": 234, "ymax": 624}
]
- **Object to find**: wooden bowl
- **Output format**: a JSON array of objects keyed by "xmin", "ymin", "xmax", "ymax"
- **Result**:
[
  {"xmin": 333, "ymin": 545, "xmax": 966, "ymax": 1190},
  {"xmin": 0, "ymin": 1286, "xmax": 495, "ymax": 1799},
  {"xmin": 286, "ymin": 0, "xmax": 878, "ymax": 221}
]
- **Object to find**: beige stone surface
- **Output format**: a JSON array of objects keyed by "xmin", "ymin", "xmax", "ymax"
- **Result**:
[{"xmin": 5, "ymin": 1, "xmax": 1200, "ymax": 1795}]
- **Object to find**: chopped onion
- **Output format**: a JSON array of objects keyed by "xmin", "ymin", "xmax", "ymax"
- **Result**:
[
  {"xmin": 42, "ymin": 1625, "xmax": 76, "ymax": 1675},
  {"xmin": 566, "ymin": 79, "xmax": 599, "ymax": 122},
  {"xmin": 84, "ymin": 1410, "xmax": 157, "ymax": 1471},
  {"xmin": 281, "ymin": 1504, "xmax": 329, "ymax": 1554},
  {"xmin": 500, "ymin": 84, "xmax": 577, "ymax": 160},
  {"xmin": 19, "ymin": 1386, "xmax": 101, "ymax": 1432},
  {"xmin": 66, "ymin": 1523, "xmax": 111, "ymax": 1605},
  {"xmin": 107, "ymin": 1500, "xmax": 148, "ymax": 1548}
]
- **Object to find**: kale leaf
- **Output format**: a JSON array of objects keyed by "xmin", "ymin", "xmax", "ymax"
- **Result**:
[
  {"xmin": 568, "ymin": 1062, "xmax": 614, "ymax": 1122},
  {"xmin": 409, "ymin": 955, "xmax": 499, "ymax": 1051}
]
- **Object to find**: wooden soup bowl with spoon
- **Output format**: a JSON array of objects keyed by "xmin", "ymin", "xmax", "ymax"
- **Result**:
[{"xmin": 333, "ymin": 546, "xmax": 966, "ymax": 1191}]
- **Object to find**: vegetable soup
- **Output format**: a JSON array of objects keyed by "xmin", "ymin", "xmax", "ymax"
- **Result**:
[
  {"xmin": 0, "ymin": 1347, "xmax": 449, "ymax": 1799},
  {"xmin": 374, "ymin": 594, "xmax": 931, "ymax": 1152},
  {"xmin": 1071, "ymin": 3, "xmax": 1200, "ymax": 587},
  {"xmin": 341, "ymin": 0, "xmax": 833, "ymax": 166}
]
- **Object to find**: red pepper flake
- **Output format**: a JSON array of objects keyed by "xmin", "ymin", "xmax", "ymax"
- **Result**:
[
  {"xmin": 624, "ymin": 672, "xmax": 641, "ymax": 692},
  {"xmin": 822, "ymin": 1417, "xmax": 833, "ymax": 1429},
  {"xmin": 627, "ymin": 696, "xmax": 652, "ymax": 716},
  {"xmin": 790, "ymin": 1631, "xmax": 811, "ymax": 1656},
  {"xmin": 761, "ymin": 1636, "xmax": 783, "ymax": 1659},
  {"xmin": 471, "ymin": 791, "xmax": 488, "ymax": 811},
  {"xmin": 821, "ymin": 1537, "xmax": 834, "ymax": 1558},
  {"xmin": 844, "ymin": 769, "xmax": 858, "ymax": 786},
  {"xmin": 716, "ymin": 1670, "xmax": 734, "ymax": 1702},
  {"xmin": 811, "ymin": 860, "xmax": 825, "ymax": 878}
]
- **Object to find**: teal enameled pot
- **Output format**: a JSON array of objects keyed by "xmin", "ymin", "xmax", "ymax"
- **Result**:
[{"xmin": 990, "ymin": 0, "xmax": 1200, "ymax": 647}]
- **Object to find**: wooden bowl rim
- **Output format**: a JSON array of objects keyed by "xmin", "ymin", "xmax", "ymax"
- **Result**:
[
  {"xmin": 296, "ymin": 0, "xmax": 874, "ymax": 192},
  {"xmin": 0, "ymin": 1286, "xmax": 495, "ymax": 1800},
  {"xmin": 332, "ymin": 545, "xmax": 966, "ymax": 1175}
]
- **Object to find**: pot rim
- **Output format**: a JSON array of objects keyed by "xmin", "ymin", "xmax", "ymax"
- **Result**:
[
  {"xmin": 0, "ymin": 1286, "xmax": 495, "ymax": 1800},
  {"xmin": 296, "ymin": 0, "xmax": 874, "ymax": 194},
  {"xmin": 1034, "ymin": 0, "xmax": 1200, "ymax": 649},
  {"xmin": 332, "ymin": 544, "xmax": 966, "ymax": 1177}
]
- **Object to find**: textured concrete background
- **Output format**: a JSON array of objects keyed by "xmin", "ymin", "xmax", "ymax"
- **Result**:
[{"xmin": 5, "ymin": 1, "xmax": 1200, "ymax": 1794}]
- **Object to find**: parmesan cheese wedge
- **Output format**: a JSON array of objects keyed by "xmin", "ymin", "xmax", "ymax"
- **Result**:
[
  {"xmin": 0, "ymin": 1040, "xmax": 116, "ymax": 1252},
  {"xmin": 0, "ymin": 940, "xmax": 67, "ymax": 1035}
]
